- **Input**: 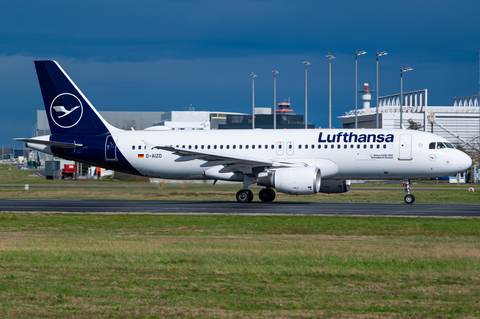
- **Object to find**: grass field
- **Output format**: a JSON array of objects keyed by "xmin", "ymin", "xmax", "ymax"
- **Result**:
[{"xmin": 1, "ymin": 213, "xmax": 480, "ymax": 318}]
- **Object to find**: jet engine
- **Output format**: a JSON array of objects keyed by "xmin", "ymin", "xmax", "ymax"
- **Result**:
[
  {"xmin": 257, "ymin": 167, "xmax": 321, "ymax": 195},
  {"xmin": 319, "ymin": 180, "xmax": 351, "ymax": 194}
]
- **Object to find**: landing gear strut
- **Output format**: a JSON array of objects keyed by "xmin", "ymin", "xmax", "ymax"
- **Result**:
[
  {"xmin": 236, "ymin": 189, "xmax": 253, "ymax": 203},
  {"xmin": 259, "ymin": 188, "xmax": 276, "ymax": 202},
  {"xmin": 403, "ymin": 179, "xmax": 415, "ymax": 204}
]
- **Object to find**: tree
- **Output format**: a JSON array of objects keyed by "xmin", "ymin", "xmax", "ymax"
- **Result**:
[{"xmin": 407, "ymin": 118, "xmax": 423, "ymax": 131}]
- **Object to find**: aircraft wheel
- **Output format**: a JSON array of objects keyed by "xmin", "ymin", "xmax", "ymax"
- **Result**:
[
  {"xmin": 404, "ymin": 194, "xmax": 415, "ymax": 204},
  {"xmin": 236, "ymin": 189, "xmax": 253, "ymax": 203},
  {"xmin": 259, "ymin": 188, "xmax": 276, "ymax": 202}
]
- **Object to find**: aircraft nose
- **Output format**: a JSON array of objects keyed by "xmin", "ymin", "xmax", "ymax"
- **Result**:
[{"xmin": 457, "ymin": 151, "xmax": 472, "ymax": 171}]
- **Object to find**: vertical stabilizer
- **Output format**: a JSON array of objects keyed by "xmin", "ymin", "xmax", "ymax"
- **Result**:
[{"xmin": 34, "ymin": 60, "xmax": 118, "ymax": 135}]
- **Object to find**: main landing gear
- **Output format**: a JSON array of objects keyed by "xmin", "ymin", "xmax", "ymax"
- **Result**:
[
  {"xmin": 236, "ymin": 188, "xmax": 276, "ymax": 203},
  {"xmin": 236, "ymin": 189, "xmax": 254, "ymax": 203},
  {"xmin": 403, "ymin": 179, "xmax": 415, "ymax": 204},
  {"xmin": 259, "ymin": 188, "xmax": 276, "ymax": 202}
]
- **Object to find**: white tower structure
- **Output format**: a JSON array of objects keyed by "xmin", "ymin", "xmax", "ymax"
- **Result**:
[{"xmin": 359, "ymin": 83, "xmax": 374, "ymax": 109}]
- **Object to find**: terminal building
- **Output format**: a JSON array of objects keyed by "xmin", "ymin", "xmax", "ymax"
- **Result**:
[{"xmin": 341, "ymin": 85, "xmax": 480, "ymax": 152}]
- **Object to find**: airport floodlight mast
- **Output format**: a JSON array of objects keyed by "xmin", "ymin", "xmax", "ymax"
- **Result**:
[
  {"xmin": 302, "ymin": 61, "xmax": 310, "ymax": 129},
  {"xmin": 326, "ymin": 53, "xmax": 335, "ymax": 129},
  {"xmin": 272, "ymin": 70, "xmax": 279, "ymax": 129},
  {"xmin": 376, "ymin": 51, "xmax": 388, "ymax": 129},
  {"xmin": 355, "ymin": 50, "xmax": 367, "ymax": 129},
  {"xmin": 400, "ymin": 66, "xmax": 414, "ymax": 129},
  {"xmin": 250, "ymin": 72, "xmax": 257, "ymax": 129}
]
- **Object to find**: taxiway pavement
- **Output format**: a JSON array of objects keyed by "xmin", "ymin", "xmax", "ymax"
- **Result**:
[{"xmin": 0, "ymin": 199, "xmax": 478, "ymax": 216}]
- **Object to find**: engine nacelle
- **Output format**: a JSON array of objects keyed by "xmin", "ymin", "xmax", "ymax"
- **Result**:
[
  {"xmin": 319, "ymin": 180, "xmax": 351, "ymax": 194},
  {"xmin": 257, "ymin": 167, "xmax": 321, "ymax": 195}
]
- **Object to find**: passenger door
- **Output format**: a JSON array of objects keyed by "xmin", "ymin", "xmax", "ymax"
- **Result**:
[{"xmin": 399, "ymin": 134, "xmax": 412, "ymax": 160}]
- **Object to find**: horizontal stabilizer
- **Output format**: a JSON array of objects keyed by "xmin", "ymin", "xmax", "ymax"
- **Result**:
[{"xmin": 13, "ymin": 138, "xmax": 83, "ymax": 148}]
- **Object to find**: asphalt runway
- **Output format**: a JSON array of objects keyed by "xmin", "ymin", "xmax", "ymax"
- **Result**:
[{"xmin": 0, "ymin": 199, "xmax": 479, "ymax": 216}]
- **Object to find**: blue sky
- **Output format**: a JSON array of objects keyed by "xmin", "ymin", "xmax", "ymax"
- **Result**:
[{"xmin": 1, "ymin": 0, "xmax": 480, "ymax": 148}]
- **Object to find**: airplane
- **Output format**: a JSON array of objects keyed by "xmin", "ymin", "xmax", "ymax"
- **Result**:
[{"xmin": 15, "ymin": 60, "xmax": 472, "ymax": 204}]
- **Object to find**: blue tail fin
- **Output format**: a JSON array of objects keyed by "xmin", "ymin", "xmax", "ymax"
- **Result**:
[{"xmin": 34, "ymin": 60, "xmax": 116, "ymax": 135}]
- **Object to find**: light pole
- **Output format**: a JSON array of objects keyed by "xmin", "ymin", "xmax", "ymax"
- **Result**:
[
  {"xmin": 355, "ymin": 50, "xmax": 366, "ymax": 129},
  {"xmin": 326, "ymin": 54, "xmax": 334, "ymax": 129},
  {"xmin": 250, "ymin": 72, "xmax": 257, "ymax": 129},
  {"xmin": 272, "ymin": 70, "xmax": 279, "ymax": 129},
  {"xmin": 400, "ymin": 66, "xmax": 413, "ymax": 129},
  {"xmin": 376, "ymin": 51, "xmax": 387, "ymax": 129},
  {"xmin": 302, "ymin": 61, "xmax": 310, "ymax": 129}
]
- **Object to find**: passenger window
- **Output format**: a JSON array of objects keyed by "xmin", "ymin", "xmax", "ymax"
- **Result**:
[
  {"xmin": 350, "ymin": 145, "xmax": 354, "ymax": 149},
  {"xmin": 357, "ymin": 145, "xmax": 360, "ymax": 149},
  {"xmin": 383, "ymin": 144, "xmax": 387, "ymax": 149},
  {"xmin": 337, "ymin": 145, "xmax": 341, "ymax": 149},
  {"xmin": 207, "ymin": 145, "xmax": 211, "ymax": 149},
  {"xmin": 344, "ymin": 144, "xmax": 347, "ymax": 149},
  {"xmin": 324, "ymin": 145, "xmax": 328, "ymax": 149},
  {"xmin": 429, "ymin": 142, "xmax": 436, "ymax": 149},
  {"xmin": 220, "ymin": 145, "xmax": 223, "ymax": 149},
  {"xmin": 132, "ymin": 145, "xmax": 135, "ymax": 150},
  {"xmin": 182, "ymin": 145, "xmax": 185, "ymax": 149},
  {"xmin": 299, "ymin": 145, "xmax": 302, "ymax": 149},
  {"xmin": 376, "ymin": 144, "xmax": 380, "ymax": 149},
  {"xmin": 305, "ymin": 145, "xmax": 308, "ymax": 149},
  {"xmin": 214, "ymin": 145, "xmax": 217, "ymax": 149},
  {"xmin": 289, "ymin": 144, "xmax": 292, "ymax": 149},
  {"xmin": 252, "ymin": 145, "xmax": 255, "ymax": 149},
  {"xmin": 271, "ymin": 145, "xmax": 274, "ymax": 149},
  {"xmin": 277, "ymin": 145, "xmax": 280, "ymax": 149},
  {"xmin": 189, "ymin": 145, "xmax": 192, "ymax": 149},
  {"xmin": 233, "ymin": 145, "xmax": 236, "ymax": 149},
  {"xmin": 318, "ymin": 145, "xmax": 321, "ymax": 149},
  {"xmin": 226, "ymin": 145, "xmax": 229, "ymax": 149},
  {"xmin": 138, "ymin": 145, "xmax": 141, "ymax": 150},
  {"xmin": 239, "ymin": 145, "xmax": 242, "ymax": 149},
  {"xmin": 312, "ymin": 145, "xmax": 314, "ymax": 149},
  {"xmin": 246, "ymin": 145, "xmax": 249, "ymax": 149},
  {"xmin": 195, "ymin": 145, "xmax": 198, "ymax": 149},
  {"xmin": 370, "ymin": 145, "xmax": 373, "ymax": 149},
  {"xmin": 258, "ymin": 145, "xmax": 262, "ymax": 149},
  {"xmin": 331, "ymin": 145, "xmax": 334, "ymax": 149},
  {"xmin": 363, "ymin": 145, "xmax": 367, "ymax": 149}
]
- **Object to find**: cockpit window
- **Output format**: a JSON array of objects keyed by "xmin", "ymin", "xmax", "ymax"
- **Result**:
[
  {"xmin": 429, "ymin": 142, "xmax": 436, "ymax": 149},
  {"xmin": 437, "ymin": 142, "xmax": 446, "ymax": 149},
  {"xmin": 445, "ymin": 143, "xmax": 454, "ymax": 149}
]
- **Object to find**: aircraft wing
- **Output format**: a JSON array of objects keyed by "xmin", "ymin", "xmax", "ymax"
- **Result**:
[
  {"xmin": 13, "ymin": 138, "xmax": 83, "ymax": 148},
  {"xmin": 149, "ymin": 143, "xmax": 306, "ymax": 170}
]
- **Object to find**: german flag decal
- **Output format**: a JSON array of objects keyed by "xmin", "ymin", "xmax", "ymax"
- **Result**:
[{"xmin": 138, "ymin": 154, "xmax": 144, "ymax": 158}]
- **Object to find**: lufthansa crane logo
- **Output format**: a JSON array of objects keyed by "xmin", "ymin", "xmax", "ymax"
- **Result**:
[{"xmin": 50, "ymin": 93, "xmax": 83, "ymax": 128}]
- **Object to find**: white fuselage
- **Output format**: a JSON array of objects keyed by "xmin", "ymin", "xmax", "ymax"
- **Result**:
[{"xmin": 108, "ymin": 128, "xmax": 470, "ymax": 181}]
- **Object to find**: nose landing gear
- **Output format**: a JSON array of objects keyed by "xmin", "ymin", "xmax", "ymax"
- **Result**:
[{"xmin": 403, "ymin": 179, "xmax": 415, "ymax": 204}]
